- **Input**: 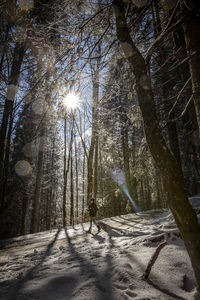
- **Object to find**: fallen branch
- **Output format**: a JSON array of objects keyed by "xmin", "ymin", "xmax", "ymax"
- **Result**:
[{"xmin": 142, "ymin": 241, "xmax": 167, "ymax": 279}]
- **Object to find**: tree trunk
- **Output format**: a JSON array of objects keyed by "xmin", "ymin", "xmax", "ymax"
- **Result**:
[
  {"xmin": 75, "ymin": 130, "xmax": 79, "ymax": 224},
  {"xmin": 70, "ymin": 140, "xmax": 74, "ymax": 226},
  {"xmin": 87, "ymin": 68, "xmax": 99, "ymax": 203},
  {"xmin": 0, "ymin": 44, "xmax": 25, "ymax": 207},
  {"xmin": 0, "ymin": 110, "xmax": 14, "ymax": 208},
  {"xmin": 113, "ymin": 1, "xmax": 200, "ymax": 294},
  {"xmin": 70, "ymin": 117, "xmax": 75, "ymax": 226},
  {"xmin": 182, "ymin": 0, "xmax": 200, "ymax": 138},
  {"xmin": 63, "ymin": 118, "xmax": 67, "ymax": 227},
  {"xmin": 31, "ymin": 120, "xmax": 45, "ymax": 233},
  {"xmin": 93, "ymin": 135, "xmax": 98, "ymax": 200}
]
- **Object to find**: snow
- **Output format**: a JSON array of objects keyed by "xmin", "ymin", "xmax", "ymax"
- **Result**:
[{"xmin": 0, "ymin": 209, "xmax": 199, "ymax": 300}]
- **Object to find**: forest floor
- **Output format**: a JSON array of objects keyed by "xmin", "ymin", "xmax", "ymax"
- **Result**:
[{"xmin": 0, "ymin": 206, "xmax": 199, "ymax": 300}]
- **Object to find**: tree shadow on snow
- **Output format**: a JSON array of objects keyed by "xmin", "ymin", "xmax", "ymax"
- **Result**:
[
  {"xmin": 4, "ymin": 228, "xmax": 62, "ymax": 300},
  {"xmin": 147, "ymin": 278, "xmax": 186, "ymax": 300},
  {"xmin": 64, "ymin": 226, "xmax": 114, "ymax": 300}
]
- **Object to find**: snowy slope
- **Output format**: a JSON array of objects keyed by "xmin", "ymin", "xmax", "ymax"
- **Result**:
[{"xmin": 0, "ymin": 209, "xmax": 198, "ymax": 300}]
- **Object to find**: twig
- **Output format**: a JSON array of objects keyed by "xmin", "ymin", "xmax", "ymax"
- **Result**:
[
  {"xmin": 128, "ymin": 0, "xmax": 159, "ymax": 30},
  {"xmin": 145, "ymin": 0, "xmax": 182, "ymax": 63},
  {"xmin": 146, "ymin": 18, "xmax": 183, "ymax": 64},
  {"xmin": 168, "ymin": 51, "xmax": 197, "ymax": 72},
  {"xmin": 168, "ymin": 76, "xmax": 191, "ymax": 119},
  {"xmin": 79, "ymin": 4, "xmax": 111, "ymax": 29},
  {"xmin": 164, "ymin": 94, "xmax": 193, "ymax": 126}
]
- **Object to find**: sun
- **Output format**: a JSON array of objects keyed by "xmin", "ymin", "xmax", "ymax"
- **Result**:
[{"xmin": 63, "ymin": 93, "xmax": 79, "ymax": 110}]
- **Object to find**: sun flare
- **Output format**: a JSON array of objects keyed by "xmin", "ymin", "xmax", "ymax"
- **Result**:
[{"xmin": 63, "ymin": 93, "xmax": 79, "ymax": 110}]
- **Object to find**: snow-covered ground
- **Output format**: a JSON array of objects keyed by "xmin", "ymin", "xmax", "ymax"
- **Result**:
[{"xmin": 0, "ymin": 208, "xmax": 199, "ymax": 300}]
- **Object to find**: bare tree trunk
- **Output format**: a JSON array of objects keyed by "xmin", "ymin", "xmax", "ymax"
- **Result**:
[
  {"xmin": 0, "ymin": 44, "xmax": 25, "ymax": 208},
  {"xmin": 0, "ymin": 24, "xmax": 9, "ymax": 76},
  {"xmin": 113, "ymin": 1, "xmax": 200, "ymax": 293},
  {"xmin": 93, "ymin": 135, "xmax": 98, "ymax": 200},
  {"xmin": 31, "ymin": 120, "xmax": 45, "ymax": 233},
  {"xmin": 0, "ymin": 110, "xmax": 13, "ymax": 208},
  {"xmin": 70, "ymin": 141, "xmax": 74, "ymax": 226},
  {"xmin": 63, "ymin": 118, "xmax": 67, "ymax": 227},
  {"xmin": 87, "ymin": 66, "xmax": 99, "ymax": 203},
  {"xmin": 81, "ymin": 112, "xmax": 86, "ymax": 223},
  {"xmin": 182, "ymin": 0, "xmax": 200, "ymax": 138},
  {"xmin": 70, "ymin": 116, "xmax": 75, "ymax": 226},
  {"xmin": 99, "ymin": 149, "xmax": 104, "ymax": 218},
  {"xmin": 75, "ymin": 131, "xmax": 79, "ymax": 224},
  {"xmin": 63, "ymin": 117, "xmax": 75, "ymax": 226}
]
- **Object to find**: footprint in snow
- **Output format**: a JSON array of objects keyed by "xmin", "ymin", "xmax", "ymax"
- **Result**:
[
  {"xmin": 125, "ymin": 290, "xmax": 137, "ymax": 297},
  {"xmin": 114, "ymin": 283, "xmax": 127, "ymax": 290}
]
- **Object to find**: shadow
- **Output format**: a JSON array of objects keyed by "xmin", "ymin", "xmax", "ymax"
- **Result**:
[
  {"xmin": 110, "ymin": 216, "xmax": 142, "ymax": 227},
  {"xmin": 91, "ymin": 234, "xmax": 106, "ymax": 244},
  {"xmin": 64, "ymin": 226, "xmax": 114, "ymax": 300},
  {"xmin": 119, "ymin": 216, "xmax": 144, "ymax": 223},
  {"xmin": 30, "ymin": 274, "xmax": 78, "ymax": 299},
  {"xmin": 147, "ymin": 279, "xmax": 186, "ymax": 300},
  {"xmin": 99, "ymin": 222, "xmax": 146, "ymax": 238},
  {"xmin": 4, "ymin": 228, "xmax": 61, "ymax": 300}
]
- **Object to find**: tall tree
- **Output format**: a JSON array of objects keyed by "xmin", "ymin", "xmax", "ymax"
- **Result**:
[{"xmin": 113, "ymin": 0, "xmax": 200, "ymax": 294}]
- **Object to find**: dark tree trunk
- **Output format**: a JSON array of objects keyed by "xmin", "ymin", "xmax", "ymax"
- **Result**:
[
  {"xmin": 0, "ymin": 44, "xmax": 25, "ymax": 208},
  {"xmin": 31, "ymin": 120, "xmax": 45, "ymax": 233},
  {"xmin": 113, "ymin": 1, "xmax": 200, "ymax": 294},
  {"xmin": 70, "ymin": 117, "xmax": 75, "ymax": 226},
  {"xmin": 182, "ymin": 0, "xmax": 200, "ymax": 138},
  {"xmin": 63, "ymin": 118, "xmax": 67, "ymax": 227}
]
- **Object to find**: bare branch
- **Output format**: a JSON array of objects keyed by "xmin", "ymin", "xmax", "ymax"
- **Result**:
[{"xmin": 168, "ymin": 76, "xmax": 191, "ymax": 119}]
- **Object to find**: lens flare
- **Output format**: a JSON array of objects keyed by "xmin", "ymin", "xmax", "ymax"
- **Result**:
[
  {"xmin": 161, "ymin": 0, "xmax": 178, "ymax": 11},
  {"xmin": 18, "ymin": 0, "xmax": 34, "ymax": 10},
  {"xmin": 23, "ymin": 142, "xmax": 38, "ymax": 158},
  {"xmin": 12, "ymin": 26, "xmax": 27, "ymax": 43},
  {"xmin": 32, "ymin": 100, "xmax": 44, "ymax": 115},
  {"xmin": 121, "ymin": 42, "xmax": 133, "ymax": 58},
  {"xmin": 131, "ymin": 0, "xmax": 148, "ymax": 8},
  {"xmin": 111, "ymin": 167, "xmax": 140, "ymax": 212},
  {"xmin": 15, "ymin": 160, "xmax": 32, "ymax": 176},
  {"xmin": 7, "ymin": 85, "xmax": 18, "ymax": 101},
  {"xmin": 110, "ymin": 166, "xmax": 125, "ymax": 185},
  {"xmin": 120, "ymin": 184, "xmax": 140, "ymax": 212}
]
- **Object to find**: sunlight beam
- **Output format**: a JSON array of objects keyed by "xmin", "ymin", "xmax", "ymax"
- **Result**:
[{"xmin": 63, "ymin": 93, "xmax": 79, "ymax": 110}]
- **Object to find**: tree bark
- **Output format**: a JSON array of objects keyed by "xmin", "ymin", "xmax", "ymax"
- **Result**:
[
  {"xmin": 113, "ymin": 1, "xmax": 200, "ymax": 293},
  {"xmin": 0, "ymin": 44, "xmax": 25, "ymax": 207},
  {"xmin": 182, "ymin": 0, "xmax": 200, "ymax": 138},
  {"xmin": 31, "ymin": 120, "xmax": 46, "ymax": 233},
  {"xmin": 70, "ymin": 116, "xmax": 75, "ymax": 226},
  {"xmin": 87, "ymin": 65, "xmax": 99, "ymax": 203},
  {"xmin": 63, "ymin": 118, "xmax": 67, "ymax": 227}
]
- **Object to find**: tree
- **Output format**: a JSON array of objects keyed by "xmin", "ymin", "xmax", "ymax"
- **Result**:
[{"xmin": 112, "ymin": 0, "xmax": 200, "ymax": 294}]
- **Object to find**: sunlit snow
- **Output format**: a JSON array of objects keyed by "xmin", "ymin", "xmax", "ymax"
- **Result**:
[{"xmin": 0, "ymin": 209, "xmax": 198, "ymax": 300}]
